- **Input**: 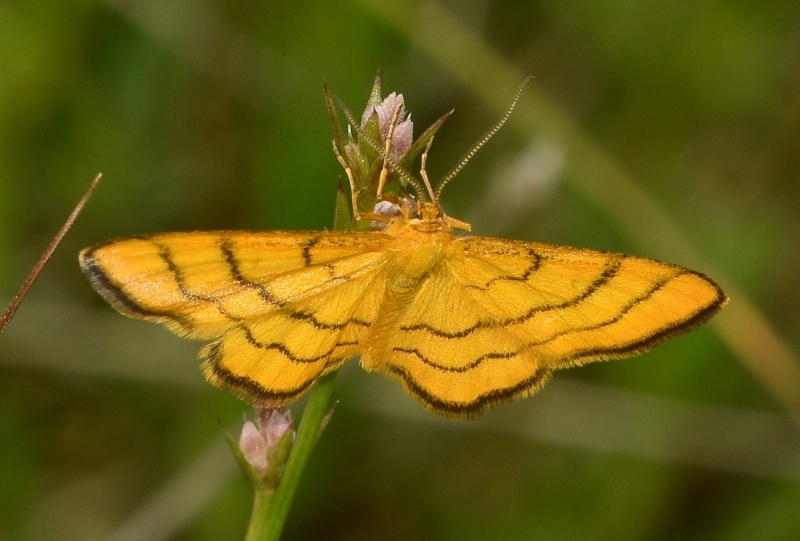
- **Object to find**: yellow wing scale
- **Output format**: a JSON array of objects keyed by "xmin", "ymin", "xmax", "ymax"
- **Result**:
[
  {"xmin": 203, "ymin": 235, "xmax": 394, "ymax": 406},
  {"xmin": 81, "ymin": 222, "xmax": 726, "ymax": 419},
  {"xmin": 81, "ymin": 231, "xmax": 392, "ymax": 407},
  {"xmin": 356, "ymin": 236, "xmax": 725, "ymax": 417}
]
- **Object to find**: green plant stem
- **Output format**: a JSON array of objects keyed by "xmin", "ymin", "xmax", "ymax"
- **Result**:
[
  {"xmin": 244, "ymin": 371, "xmax": 338, "ymax": 541},
  {"xmin": 244, "ymin": 96, "xmax": 351, "ymax": 541},
  {"xmin": 243, "ymin": 488, "xmax": 273, "ymax": 541}
]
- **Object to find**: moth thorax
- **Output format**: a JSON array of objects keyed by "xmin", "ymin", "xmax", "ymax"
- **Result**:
[{"xmin": 387, "ymin": 230, "xmax": 447, "ymax": 292}]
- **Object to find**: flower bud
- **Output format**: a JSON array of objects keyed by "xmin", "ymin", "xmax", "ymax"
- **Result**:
[
  {"xmin": 263, "ymin": 409, "xmax": 294, "ymax": 448},
  {"xmin": 239, "ymin": 420, "xmax": 268, "ymax": 476},
  {"xmin": 232, "ymin": 407, "xmax": 295, "ymax": 486}
]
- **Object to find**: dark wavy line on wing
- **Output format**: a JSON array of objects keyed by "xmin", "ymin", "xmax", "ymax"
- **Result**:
[
  {"xmin": 154, "ymin": 241, "xmax": 246, "ymax": 323},
  {"xmin": 301, "ymin": 236, "xmax": 321, "ymax": 266},
  {"xmin": 220, "ymin": 235, "xmax": 373, "ymax": 331},
  {"xmin": 461, "ymin": 246, "xmax": 542, "ymax": 291},
  {"xmin": 400, "ymin": 255, "xmax": 625, "ymax": 339},
  {"xmin": 202, "ymin": 340, "xmax": 316, "ymax": 402},
  {"xmin": 392, "ymin": 269, "xmax": 721, "ymax": 373},
  {"xmin": 239, "ymin": 325, "xmax": 359, "ymax": 364},
  {"xmin": 392, "ymin": 347, "xmax": 519, "ymax": 373},
  {"xmin": 220, "ymin": 236, "xmax": 286, "ymax": 308},
  {"xmin": 385, "ymin": 364, "xmax": 551, "ymax": 419},
  {"xmin": 81, "ymin": 232, "xmax": 381, "ymax": 334},
  {"xmin": 79, "ymin": 242, "xmax": 197, "ymax": 331},
  {"xmin": 564, "ymin": 271, "xmax": 728, "ymax": 363}
]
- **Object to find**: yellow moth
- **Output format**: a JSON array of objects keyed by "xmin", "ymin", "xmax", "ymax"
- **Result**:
[{"xmin": 80, "ymin": 82, "xmax": 727, "ymax": 419}]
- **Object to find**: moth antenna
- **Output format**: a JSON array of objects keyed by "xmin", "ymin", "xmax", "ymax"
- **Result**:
[
  {"xmin": 332, "ymin": 94, "xmax": 428, "ymax": 201},
  {"xmin": 332, "ymin": 142, "xmax": 393, "ymax": 224},
  {"xmin": 435, "ymin": 76, "xmax": 533, "ymax": 201}
]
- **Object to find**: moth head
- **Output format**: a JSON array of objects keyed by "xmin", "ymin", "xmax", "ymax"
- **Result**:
[
  {"xmin": 417, "ymin": 201, "xmax": 441, "ymax": 222},
  {"xmin": 414, "ymin": 200, "xmax": 471, "ymax": 232}
]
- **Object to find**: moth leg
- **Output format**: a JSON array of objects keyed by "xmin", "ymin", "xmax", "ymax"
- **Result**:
[
  {"xmin": 376, "ymin": 101, "xmax": 406, "ymax": 199},
  {"xmin": 443, "ymin": 214, "xmax": 472, "ymax": 232},
  {"xmin": 332, "ymin": 142, "xmax": 391, "ymax": 225},
  {"xmin": 419, "ymin": 137, "xmax": 437, "ymax": 201}
]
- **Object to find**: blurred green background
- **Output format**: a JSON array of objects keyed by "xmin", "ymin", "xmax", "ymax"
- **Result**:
[{"xmin": 1, "ymin": 0, "xmax": 799, "ymax": 540}]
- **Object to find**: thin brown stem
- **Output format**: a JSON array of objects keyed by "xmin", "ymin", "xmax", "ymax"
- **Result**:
[{"xmin": 0, "ymin": 173, "xmax": 102, "ymax": 334}]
